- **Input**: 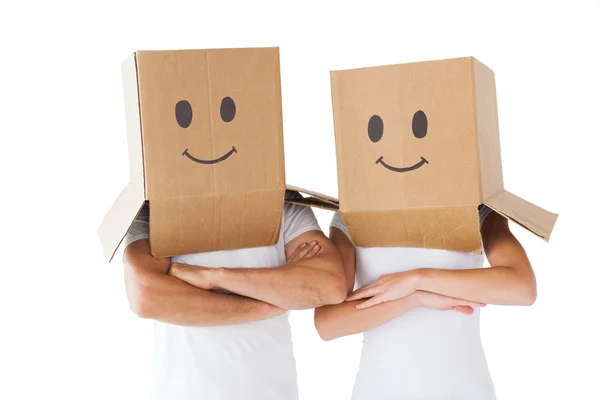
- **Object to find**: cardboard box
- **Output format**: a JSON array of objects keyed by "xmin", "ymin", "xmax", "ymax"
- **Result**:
[
  {"xmin": 306, "ymin": 56, "xmax": 558, "ymax": 253},
  {"xmin": 98, "ymin": 47, "xmax": 287, "ymax": 261}
]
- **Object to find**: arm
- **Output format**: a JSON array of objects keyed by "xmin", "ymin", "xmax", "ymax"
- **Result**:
[
  {"xmin": 333, "ymin": 225, "xmax": 357, "ymax": 295},
  {"xmin": 348, "ymin": 211, "xmax": 537, "ymax": 308},
  {"xmin": 416, "ymin": 210, "xmax": 536, "ymax": 305},
  {"xmin": 314, "ymin": 227, "xmax": 419, "ymax": 340},
  {"xmin": 314, "ymin": 228, "xmax": 480, "ymax": 341},
  {"xmin": 123, "ymin": 239, "xmax": 285, "ymax": 326},
  {"xmin": 171, "ymin": 230, "xmax": 347, "ymax": 310},
  {"xmin": 316, "ymin": 297, "xmax": 422, "ymax": 341}
]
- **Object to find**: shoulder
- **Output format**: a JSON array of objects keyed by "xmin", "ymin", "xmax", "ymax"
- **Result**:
[
  {"xmin": 124, "ymin": 202, "xmax": 150, "ymax": 248},
  {"xmin": 283, "ymin": 190, "xmax": 308, "ymax": 219},
  {"xmin": 478, "ymin": 205, "xmax": 494, "ymax": 228},
  {"xmin": 329, "ymin": 211, "xmax": 350, "ymax": 239},
  {"xmin": 282, "ymin": 190, "xmax": 321, "ymax": 245}
]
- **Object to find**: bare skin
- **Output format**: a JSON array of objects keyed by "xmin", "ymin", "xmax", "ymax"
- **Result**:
[
  {"xmin": 170, "ymin": 230, "xmax": 346, "ymax": 310},
  {"xmin": 123, "ymin": 239, "xmax": 285, "ymax": 327},
  {"xmin": 123, "ymin": 230, "xmax": 346, "ymax": 327},
  {"xmin": 315, "ymin": 210, "xmax": 535, "ymax": 340}
]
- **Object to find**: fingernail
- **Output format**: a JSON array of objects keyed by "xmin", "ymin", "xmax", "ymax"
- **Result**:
[{"xmin": 300, "ymin": 243, "xmax": 306, "ymax": 248}]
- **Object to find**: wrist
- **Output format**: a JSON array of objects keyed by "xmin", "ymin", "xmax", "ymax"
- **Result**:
[
  {"xmin": 410, "ymin": 268, "xmax": 428, "ymax": 292},
  {"xmin": 407, "ymin": 291, "xmax": 424, "ymax": 308},
  {"xmin": 212, "ymin": 267, "xmax": 228, "ymax": 287}
]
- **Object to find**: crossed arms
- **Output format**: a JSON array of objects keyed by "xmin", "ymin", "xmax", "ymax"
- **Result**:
[
  {"xmin": 123, "ymin": 210, "xmax": 535, "ymax": 333},
  {"xmin": 123, "ymin": 230, "xmax": 346, "ymax": 327},
  {"xmin": 315, "ymin": 210, "xmax": 537, "ymax": 340}
]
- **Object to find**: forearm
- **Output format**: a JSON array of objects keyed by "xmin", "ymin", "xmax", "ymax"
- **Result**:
[
  {"xmin": 212, "ymin": 256, "xmax": 346, "ymax": 310},
  {"xmin": 416, "ymin": 266, "xmax": 536, "ymax": 306},
  {"xmin": 314, "ymin": 295, "xmax": 420, "ymax": 341},
  {"xmin": 126, "ymin": 270, "xmax": 284, "ymax": 326}
]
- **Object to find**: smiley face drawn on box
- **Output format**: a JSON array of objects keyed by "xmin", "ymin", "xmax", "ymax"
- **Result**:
[
  {"xmin": 331, "ymin": 57, "xmax": 482, "ymax": 213},
  {"xmin": 369, "ymin": 110, "xmax": 429, "ymax": 172},
  {"xmin": 329, "ymin": 57, "xmax": 558, "ymax": 252},
  {"xmin": 177, "ymin": 96, "xmax": 238, "ymax": 165},
  {"xmin": 136, "ymin": 48, "xmax": 285, "ymax": 201},
  {"xmin": 131, "ymin": 48, "xmax": 285, "ymax": 257},
  {"xmin": 98, "ymin": 48, "xmax": 288, "ymax": 261}
]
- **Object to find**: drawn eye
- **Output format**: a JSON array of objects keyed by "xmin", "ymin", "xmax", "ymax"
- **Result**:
[
  {"xmin": 220, "ymin": 96, "xmax": 236, "ymax": 122},
  {"xmin": 368, "ymin": 115, "xmax": 383, "ymax": 143},
  {"xmin": 175, "ymin": 100, "xmax": 193, "ymax": 128},
  {"xmin": 412, "ymin": 110, "xmax": 427, "ymax": 139}
]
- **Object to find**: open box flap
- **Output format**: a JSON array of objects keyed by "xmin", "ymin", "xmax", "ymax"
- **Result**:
[
  {"xmin": 285, "ymin": 185, "xmax": 339, "ymax": 211},
  {"xmin": 98, "ymin": 182, "xmax": 146, "ymax": 262},
  {"xmin": 484, "ymin": 189, "xmax": 558, "ymax": 241}
]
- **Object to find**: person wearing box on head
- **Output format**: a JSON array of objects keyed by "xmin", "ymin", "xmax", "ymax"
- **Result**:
[
  {"xmin": 311, "ymin": 57, "xmax": 558, "ymax": 400},
  {"xmin": 98, "ymin": 47, "xmax": 346, "ymax": 400}
]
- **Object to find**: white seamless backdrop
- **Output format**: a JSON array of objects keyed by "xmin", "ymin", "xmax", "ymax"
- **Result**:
[{"xmin": 1, "ymin": 1, "xmax": 599, "ymax": 399}]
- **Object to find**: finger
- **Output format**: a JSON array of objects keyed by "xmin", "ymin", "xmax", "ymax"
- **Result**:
[
  {"xmin": 456, "ymin": 300, "xmax": 486, "ymax": 308},
  {"xmin": 451, "ymin": 305, "xmax": 475, "ymax": 314},
  {"xmin": 443, "ymin": 295, "xmax": 486, "ymax": 308},
  {"xmin": 292, "ymin": 242, "xmax": 310, "ymax": 256},
  {"xmin": 346, "ymin": 281, "xmax": 379, "ymax": 299},
  {"xmin": 297, "ymin": 242, "xmax": 319, "ymax": 260},
  {"xmin": 289, "ymin": 242, "xmax": 316, "ymax": 263},
  {"xmin": 359, "ymin": 281, "xmax": 379, "ymax": 291},
  {"xmin": 346, "ymin": 285, "xmax": 381, "ymax": 301},
  {"xmin": 168, "ymin": 262, "xmax": 184, "ymax": 275},
  {"xmin": 356, "ymin": 294, "xmax": 386, "ymax": 309},
  {"xmin": 346, "ymin": 289, "xmax": 373, "ymax": 301},
  {"xmin": 287, "ymin": 242, "xmax": 307, "ymax": 261},
  {"xmin": 303, "ymin": 244, "xmax": 321, "ymax": 259}
]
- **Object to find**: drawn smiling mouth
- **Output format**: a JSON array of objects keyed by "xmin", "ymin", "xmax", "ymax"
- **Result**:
[
  {"xmin": 376, "ymin": 156, "xmax": 429, "ymax": 172},
  {"xmin": 182, "ymin": 146, "xmax": 237, "ymax": 164}
]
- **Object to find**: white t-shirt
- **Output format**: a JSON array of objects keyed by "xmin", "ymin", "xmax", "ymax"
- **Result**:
[
  {"xmin": 331, "ymin": 206, "xmax": 496, "ymax": 400},
  {"xmin": 124, "ymin": 191, "xmax": 320, "ymax": 400}
]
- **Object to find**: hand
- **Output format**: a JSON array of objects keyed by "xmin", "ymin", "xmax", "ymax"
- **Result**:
[
  {"xmin": 414, "ymin": 291, "xmax": 485, "ymax": 314},
  {"xmin": 286, "ymin": 240, "xmax": 321, "ymax": 264},
  {"xmin": 346, "ymin": 271, "xmax": 420, "ymax": 309},
  {"xmin": 169, "ymin": 263, "xmax": 223, "ymax": 291}
]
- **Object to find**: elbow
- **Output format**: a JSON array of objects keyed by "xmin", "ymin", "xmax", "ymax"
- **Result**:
[
  {"xmin": 320, "ymin": 274, "xmax": 347, "ymax": 306},
  {"xmin": 126, "ymin": 277, "xmax": 156, "ymax": 319},
  {"xmin": 517, "ymin": 281, "xmax": 537, "ymax": 306},
  {"xmin": 316, "ymin": 328, "xmax": 337, "ymax": 342},
  {"xmin": 495, "ymin": 266, "xmax": 537, "ymax": 306},
  {"xmin": 129, "ymin": 294, "xmax": 153, "ymax": 319},
  {"xmin": 512, "ymin": 272, "xmax": 537, "ymax": 306},
  {"xmin": 128, "ymin": 287, "xmax": 154, "ymax": 319},
  {"xmin": 314, "ymin": 310, "xmax": 338, "ymax": 341}
]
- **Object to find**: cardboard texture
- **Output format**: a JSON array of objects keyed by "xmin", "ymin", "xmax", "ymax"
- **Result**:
[
  {"xmin": 286, "ymin": 185, "xmax": 340, "ymax": 211},
  {"xmin": 324, "ymin": 56, "xmax": 558, "ymax": 252},
  {"xmin": 98, "ymin": 47, "xmax": 287, "ymax": 261}
]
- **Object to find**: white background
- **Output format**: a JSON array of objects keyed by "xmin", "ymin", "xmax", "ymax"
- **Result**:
[{"xmin": 1, "ymin": 1, "xmax": 599, "ymax": 399}]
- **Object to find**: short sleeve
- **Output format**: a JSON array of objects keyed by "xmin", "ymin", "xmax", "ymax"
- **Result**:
[
  {"xmin": 479, "ymin": 205, "xmax": 494, "ymax": 229},
  {"xmin": 123, "ymin": 203, "xmax": 150, "ymax": 248},
  {"xmin": 330, "ymin": 211, "xmax": 351, "ymax": 239},
  {"xmin": 283, "ymin": 191, "xmax": 322, "ymax": 245}
]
